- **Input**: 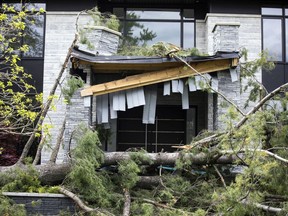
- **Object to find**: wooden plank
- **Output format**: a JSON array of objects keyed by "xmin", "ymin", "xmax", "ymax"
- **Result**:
[
  {"xmin": 78, "ymin": 60, "xmax": 181, "ymax": 71},
  {"xmin": 81, "ymin": 58, "xmax": 238, "ymax": 97}
]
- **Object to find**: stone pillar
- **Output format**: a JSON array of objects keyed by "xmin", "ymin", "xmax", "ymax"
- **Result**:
[
  {"xmin": 64, "ymin": 65, "xmax": 92, "ymax": 157},
  {"xmin": 211, "ymin": 23, "xmax": 240, "ymax": 130},
  {"xmin": 213, "ymin": 23, "xmax": 240, "ymax": 53},
  {"xmin": 64, "ymin": 27, "xmax": 121, "ymax": 159}
]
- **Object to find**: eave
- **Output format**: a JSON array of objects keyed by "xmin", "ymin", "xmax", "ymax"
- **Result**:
[{"xmin": 70, "ymin": 49, "xmax": 239, "ymax": 97}]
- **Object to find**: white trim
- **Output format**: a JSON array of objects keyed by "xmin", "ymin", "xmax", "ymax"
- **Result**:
[
  {"xmin": 3, "ymin": 192, "xmax": 66, "ymax": 198},
  {"xmin": 204, "ymin": 13, "xmax": 261, "ymax": 23}
]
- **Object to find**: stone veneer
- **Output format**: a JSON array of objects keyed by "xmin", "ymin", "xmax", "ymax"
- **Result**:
[
  {"xmin": 196, "ymin": 14, "xmax": 262, "ymax": 130},
  {"xmin": 42, "ymin": 12, "xmax": 87, "ymax": 164}
]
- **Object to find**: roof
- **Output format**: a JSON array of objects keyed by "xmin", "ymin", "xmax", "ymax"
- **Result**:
[
  {"xmin": 70, "ymin": 48, "xmax": 239, "ymax": 97},
  {"xmin": 71, "ymin": 48, "xmax": 239, "ymax": 72}
]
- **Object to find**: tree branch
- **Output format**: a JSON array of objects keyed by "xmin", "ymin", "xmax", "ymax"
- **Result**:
[
  {"xmin": 174, "ymin": 54, "xmax": 245, "ymax": 116},
  {"xmin": 241, "ymin": 199, "xmax": 283, "ymax": 214},
  {"xmin": 49, "ymin": 117, "xmax": 66, "ymax": 164},
  {"xmin": 18, "ymin": 10, "xmax": 86, "ymax": 163},
  {"xmin": 122, "ymin": 189, "xmax": 131, "ymax": 216},
  {"xmin": 59, "ymin": 186, "xmax": 114, "ymax": 216}
]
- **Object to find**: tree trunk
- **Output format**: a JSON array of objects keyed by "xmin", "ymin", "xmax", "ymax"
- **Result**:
[
  {"xmin": 0, "ymin": 152, "xmax": 237, "ymax": 185},
  {"xmin": 49, "ymin": 117, "xmax": 66, "ymax": 164},
  {"xmin": 103, "ymin": 151, "xmax": 236, "ymax": 165}
]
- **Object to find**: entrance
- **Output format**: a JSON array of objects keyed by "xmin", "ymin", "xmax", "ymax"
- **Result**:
[{"xmin": 117, "ymin": 105, "xmax": 196, "ymax": 152}]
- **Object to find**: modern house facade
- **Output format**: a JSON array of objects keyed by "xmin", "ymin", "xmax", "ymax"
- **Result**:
[{"xmin": 3, "ymin": 0, "xmax": 286, "ymax": 163}]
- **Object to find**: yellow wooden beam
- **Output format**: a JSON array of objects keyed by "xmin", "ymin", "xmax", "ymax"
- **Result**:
[{"xmin": 81, "ymin": 58, "xmax": 238, "ymax": 97}]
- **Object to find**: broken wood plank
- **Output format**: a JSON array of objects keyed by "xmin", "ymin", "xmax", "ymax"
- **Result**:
[{"xmin": 81, "ymin": 58, "xmax": 238, "ymax": 97}]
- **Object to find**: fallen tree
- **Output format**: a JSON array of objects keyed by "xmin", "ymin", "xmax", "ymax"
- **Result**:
[{"xmin": 0, "ymin": 4, "xmax": 288, "ymax": 216}]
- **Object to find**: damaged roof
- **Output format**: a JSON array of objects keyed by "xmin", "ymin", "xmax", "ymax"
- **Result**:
[
  {"xmin": 70, "ymin": 48, "xmax": 240, "ymax": 97},
  {"xmin": 71, "ymin": 48, "xmax": 239, "ymax": 72}
]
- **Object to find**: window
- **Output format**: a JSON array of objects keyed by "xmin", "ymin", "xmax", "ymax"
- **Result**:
[
  {"xmin": 1, "ymin": 3, "xmax": 46, "ymax": 58},
  {"xmin": 262, "ymin": 7, "xmax": 288, "ymax": 62},
  {"xmin": 262, "ymin": 7, "xmax": 288, "ymax": 92},
  {"xmin": 114, "ymin": 8, "xmax": 194, "ymax": 49},
  {"xmin": 1, "ymin": 2, "xmax": 46, "ymax": 93}
]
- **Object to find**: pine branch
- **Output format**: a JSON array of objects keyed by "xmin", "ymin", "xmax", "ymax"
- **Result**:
[
  {"xmin": 176, "ymin": 82, "xmax": 288, "ymax": 150},
  {"xmin": 222, "ymin": 149, "xmax": 288, "ymax": 164}
]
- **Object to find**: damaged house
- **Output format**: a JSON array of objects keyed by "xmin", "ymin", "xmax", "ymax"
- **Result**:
[{"xmin": 4, "ymin": 0, "xmax": 285, "ymax": 163}]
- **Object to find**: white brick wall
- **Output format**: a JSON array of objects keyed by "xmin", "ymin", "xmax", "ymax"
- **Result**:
[{"xmin": 42, "ymin": 12, "xmax": 91, "ymax": 164}]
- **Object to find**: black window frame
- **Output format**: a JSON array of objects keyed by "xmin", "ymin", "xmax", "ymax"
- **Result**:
[
  {"xmin": 261, "ymin": 6, "xmax": 288, "ymax": 63},
  {"xmin": 113, "ymin": 7, "xmax": 195, "ymax": 49}
]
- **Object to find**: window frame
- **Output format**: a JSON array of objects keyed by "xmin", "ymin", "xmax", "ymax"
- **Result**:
[
  {"xmin": 1, "ymin": 2, "xmax": 46, "ymax": 60},
  {"xmin": 114, "ymin": 7, "xmax": 195, "ymax": 48},
  {"xmin": 261, "ymin": 7, "xmax": 287, "ymax": 63}
]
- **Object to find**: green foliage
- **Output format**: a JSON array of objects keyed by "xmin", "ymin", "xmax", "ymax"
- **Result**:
[
  {"xmin": 87, "ymin": 7, "xmax": 120, "ymax": 31},
  {"xmin": 0, "ymin": 195, "xmax": 26, "ymax": 216},
  {"xmin": 0, "ymin": 3, "xmax": 44, "ymax": 136},
  {"xmin": 118, "ymin": 159, "xmax": 141, "ymax": 189},
  {"xmin": 118, "ymin": 41, "xmax": 200, "ymax": 57},
  {"xmin": 65, "ymin": 125, "xmax": 114, "ymax": 207},
  {"xmin": 240, "ymin": 48, "xmax": 275, "ymax": 108},
  {"xmin": 131, "ymin": 202, "xmax": 154, "ymax": 216},
  {"xmin": 62, "ymin": 75, "xmax": 84, "ymax": 104},
  {"xmin": 0, "ymin": 165, "xmax": 60, "ymax": 194}
]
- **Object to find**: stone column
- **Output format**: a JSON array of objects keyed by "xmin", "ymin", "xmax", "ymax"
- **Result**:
[
  {"xmin": 211, "ymin": 23, "xmax": 240, "ymax": 130},
  {"xmin": 64, "ymin": 27, "xmax": 121, "ymax": 160}
]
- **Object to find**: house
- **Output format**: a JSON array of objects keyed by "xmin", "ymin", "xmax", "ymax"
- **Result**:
[{"xmin": 2, "ymin": 1, "xmax": 286, "ymax": 163}]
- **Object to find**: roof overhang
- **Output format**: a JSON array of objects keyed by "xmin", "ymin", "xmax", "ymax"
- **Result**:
[{"xmin": 70, "ymin": 49, "xmax": 239, "ymax": 97}]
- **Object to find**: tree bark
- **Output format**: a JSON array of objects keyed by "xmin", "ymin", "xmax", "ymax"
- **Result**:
[
  {"xmin": 49, "ymin": 117, "xmax": 66, "ymax": 164},
  {"xmin": 122, "ymin": 189, "xmax": 131, "ymax": 216},
  {"xmin": 32, "ymin": 135, "xmax": 46, "ymax": 165},
  {"xmin": 103, "ymin": 152, "xmax": 236, "ymax": 165},
  {"xmin": 0, "ymin": 152, "xmax": 238, "ymax": 185}
]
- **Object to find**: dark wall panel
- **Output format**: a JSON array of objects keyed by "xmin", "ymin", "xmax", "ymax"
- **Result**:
[
  {"xmin": 46, "ymin": 1, "xmax": 97, "ymax": 11},
  {"xmin": 21, "ymin": 60, "xmax": 44, "ymax": 93},
  {"xmin": 263, "ymin": 64, "xmax": 285, "ymax": 92},
  {"xmin": 209, "ymin": 0, "xmax": 260, "ymax": 14}
]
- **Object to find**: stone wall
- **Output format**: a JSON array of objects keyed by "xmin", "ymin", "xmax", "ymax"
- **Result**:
[
  {"xmin": 42, "ymin": 12, "xmax": 90, "ymax": 164},
  {"xmin": 3, "ymin": 192, "xmax": 76, "ymax": 215},
  {"xmin": 196, "ymin": 14, "xmax": 262, "ymax": 130}
]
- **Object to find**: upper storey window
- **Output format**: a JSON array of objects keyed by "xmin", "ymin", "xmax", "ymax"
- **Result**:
[
  {"xmin": 1, "ymin": 2, "xmax": 46, "ymax": 58},
  {"xmin": 262, "ymin": 7, "xmax": 288, "ymax": 62},
  {"xmin": 113, "ymin": 8, "xmax": 194, "ymax": 49}
]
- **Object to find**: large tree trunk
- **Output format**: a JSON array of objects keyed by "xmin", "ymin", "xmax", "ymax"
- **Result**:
[
  {"xmin": 0, "ymin": 152, "xmax": 237, "ymax": 185},
  {"xmin": 103, "ymin": 151, "xmax": 236, "ymax": 165}
]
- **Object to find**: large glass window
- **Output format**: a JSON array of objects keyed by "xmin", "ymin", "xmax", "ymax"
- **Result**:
[
  {"xmin": 1, "ymin": 2, "xmax": 46, "ymax": 58},
  {"xmin": 114, "ymin": 8, "xmax": 194, "ymax": 49},
  {"xmin": 262, "ymin": 19, "xmax": 282, "ymax": 61},
  {"xmin": 1, "ymin": 2, "xmax": 46, "ymax": 93},
  {"xmin": 262, "ymin": 7, "xmax": 288, "ymax": 92},
  {"xmin": 262, "ymin": 7, "xmax": 287, "ymax": 62}
]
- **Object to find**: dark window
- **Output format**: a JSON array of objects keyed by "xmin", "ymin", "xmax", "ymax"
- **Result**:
[
  {"xmin": 117, "ymin": 105, "xmax": 190, "ymax": 153},
  {"xmin": 114, "ymin": 8, "xmax": 195, "ymax": 49},
  {"xmin": 262, "ymin": 7, "xmax": 288, "ymax": 92}
]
